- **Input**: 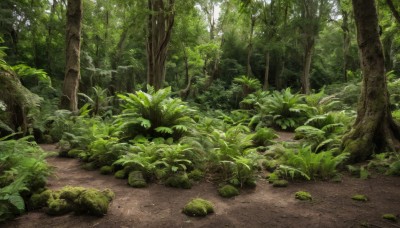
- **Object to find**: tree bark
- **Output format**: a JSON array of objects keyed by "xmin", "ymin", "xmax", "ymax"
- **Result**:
[
  {"xmin": 341, "ymin": 8, "xmax": 350, "ymax": 82},
  {"xmin": 342, "ymin": 0, "xmax": 400, "ymax": 162},
  {"xmin": 301, "ymin": 38, "xmax": 313, "ymax": 94},
  {"xmin": 263, "ymin": 51, "xmax": 270, "ymax": 90},
  {"xmin": 146, "ymin": 0, "xmax": 175, "ymax": 90},
  {"xmin": 246, "ymin": 15, "xmax": 256, "ymax": 77},
  {"xmin": 60, "ymin": 0, "xmax": 82, "ymax": 112}
]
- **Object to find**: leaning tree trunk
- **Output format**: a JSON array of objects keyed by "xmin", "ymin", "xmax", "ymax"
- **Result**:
[
  {"xmin": 342, "ymin": 0, "xmax": 400, "ymax": 162},
  {"xmin": 60, "ymin": 0, "xmax": 82, "ymax": 112},
  {"xmin": 146, "ymin": 0, "xmax": 175, "ymax": 90}
]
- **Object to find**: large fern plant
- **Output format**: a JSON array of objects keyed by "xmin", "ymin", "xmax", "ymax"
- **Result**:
[{"xmin": 115, "ymin": 86, "xmax": 194, "ymax": 140}]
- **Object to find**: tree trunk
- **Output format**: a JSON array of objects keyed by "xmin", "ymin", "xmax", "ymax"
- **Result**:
[
  {"xmin": 386, "ymin": 0, "xmax": 400, "ymax": 24},
  {"xmin": 246, "ymin": 16, "xmax": 256, "ymax": 77},
  {"xmin": 60, "ymin": 0, "xmax": 82, "ymax": 112},
  {"xmin": 301, "ymin": 39, "xmax": 313, "ymax": 94},
  {"xmin": 263, "ymin": 51, "xmax": 270, "ymax": 90},
  {"xmin": 46, "ymin": 0, "xmax": 57, "ymax": 75},
  {"xmin": 146, "ymin": 0, "xmax": 175, "ymax": 90},
  {"xmin": 342, "ymin": 0, "xmax": 400, "ymax": 162},
  {"xmin": 341, "ymin": 9, "xmax": 350, "ymax": 82}
]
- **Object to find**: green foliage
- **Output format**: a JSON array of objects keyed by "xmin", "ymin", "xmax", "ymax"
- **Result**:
[
  {"xmin": 272, "ymin": 179, "xmax": 288, "ymax": 187},
  {"xmin": 128, "ymin": 171, "xmax": 147, "ymax": 188},
  {"xmin": 253, "ymin": 127, "xmax": 278, "ymax": 147},
  {"xmin": 116, "ymin": 86, "xmax": 194, "ymax": 140},
  {"xmin": 0, "ymin": 135, "xmax": 51, "ymax": 222},
  {"xmin": 165, "ymin": 173, "xmax": 192, "ymax": 189},
  {"xmin": 250, "ymin": 88, "xmax": 312, "ymax": 130},
  {"xmin": 182, "ymin": 198, "xmax": 214, "ymax": 217},
  {"xmin": 280, "ymin": 146, "xmax": 349, "ymax": 180},
  {"xmin": 382, "ymin": 214, "xmax": 398, "ymax": 222}
]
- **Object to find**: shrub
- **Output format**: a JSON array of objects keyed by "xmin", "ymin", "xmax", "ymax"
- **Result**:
[
  {"xmin": 115, "ymin": 86, "xmax": 194, "ymax": 140},
  {"xmin": 165, "ymin": 173, "xmax": 192, "ymax": 189},
  {"xmin": 128, "ymin": 171, "xmax": 147, "ymax": 188}
]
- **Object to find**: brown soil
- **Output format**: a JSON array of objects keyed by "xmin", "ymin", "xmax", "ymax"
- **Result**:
[{"xmin": 4, "ymin": 144, "xmax": 400, "ymax": 228}]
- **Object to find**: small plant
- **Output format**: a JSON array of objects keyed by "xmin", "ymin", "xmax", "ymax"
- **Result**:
[
  {"xmin": 351, "ymin": 194, "xmax": 368, "ymax": 202},
  {"xmin": 272, "ymin": 180, "xmax": 288, "ymax": 187},
  {"xmin": 218, "ymin": 185, "xmax": 240, "ymax": 198},
  {"xmin": 295, "ymin": 191, "xmax": 312, "ymax": 201},
  {"xmin": 182, "ymin": 198, "xmax": 214, "ymax": 217},
  {"xmin": 128, "ymin": 171, "xmax": 147, "ymax": 188}
]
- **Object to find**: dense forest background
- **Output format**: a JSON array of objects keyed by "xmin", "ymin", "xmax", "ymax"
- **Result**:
[{"xmin": 1, "ymin": 0, "xmax": 398, "ymax": 101}]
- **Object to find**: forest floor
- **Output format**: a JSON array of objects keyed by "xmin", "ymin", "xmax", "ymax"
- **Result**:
[{"xmin": 4, "ymin": 134, "xmax": 400, "ymax": 228}]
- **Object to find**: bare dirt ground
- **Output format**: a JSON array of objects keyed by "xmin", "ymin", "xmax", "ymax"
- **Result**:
[{"xmin": 4, "ymin": 143, "xmax": 400, "ymax": 228}]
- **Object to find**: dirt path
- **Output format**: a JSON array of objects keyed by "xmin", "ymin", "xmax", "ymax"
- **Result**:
[{"xmin": 4, "ymin": 144, "xmax": 400, "ymax": 228}]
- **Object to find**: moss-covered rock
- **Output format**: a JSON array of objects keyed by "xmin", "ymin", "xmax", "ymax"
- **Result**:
[
  {"xmin": 29, "ymin": 189, "xmax": 53, "ymax": 209},
  {"xmin": 182, "ymin": 198, "xmax": 214, "ymax": 217},
  {"xmin": 218, "ymin": 185, "xmax": 240, "ymax": 198},
  {"xmin": 188, "ymin": 169, "xmax": 204, "ymax": 181},
  {"xmin": 266, "ymin": 172, "xmax": 280, "ymax": 183},
  {"xmin": 100, "ymin": 166, "xmax": 113, "ymax": 175},
  {"xmin": 295, "ymin": 191, "xmax": 312, "ymax": 201},
  {"xmin": 272, "ymin": 180, "xmax": 288, "ymax": 187},
  {"xmin": 114, "ymin": 170, "xmax": 126, "ymax": 179},
  {"xmin": 165, "ymin": 173, "xmax": 192, "ymax": 189},
  {"xmin": 47, "ymin": 198, "xmax": 73, "ymax": 215},
  {"xmin": 382, "ymin": 214, "xmax": 398, "ymax": 222},
  {"xmin": 244, "ymin": 178, "xmax": 257, "ymax": 188},
  {"xmin": 352, "ymin": 194, "xmax": 368, "ymax": 202},
  {"xmin": 128, "ymin": 171, "xmax": 147, "ymax": 188},
  {"xmin": 76, "ymin": 189, "xmax": 113, "ymax": 216},
  {"xmin": 59, "ymin": 186, "xmax": 86, "ymax": 202}
]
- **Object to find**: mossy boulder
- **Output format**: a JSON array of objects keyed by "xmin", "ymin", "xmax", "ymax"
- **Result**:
[
  {"xmin": 114, "ymin": 170, "xmax": 126, "ymax": 179},
  {"xmin": 382, "ymin": 214, "xmax": 398, "ymax": 222},
  {"xmin": 295, "ymin": 191, "xmax": 312, "ymax": 201},
  {"xmin": 352, "ymin": 194, "xmax": 368, "ymax": 202},
  {"xmin": 218, "ymin": 185, "xmax": 240, "ymax": 198},
  {"xmin": 182, "ymin": 198, "xmax": 214, "ymax": 217},
  {"xmin": 272, "ymin": 180, "xmax": 288, "ymax": 187},
  {"xmin": 188, "ymin": 169, "xmax": 204, "ymax": 181},
  {"xmin": 29, "ymin": 189, "xmax": 53, "ymax": 209},
  {"xmin": 100, "ymin": 166, "xmax": 113, "ymax": 175},
  {"xmin": 244, "ymin": 178, "xmax": 257, "ymax": 188},
  {"xmin": 128, "ymin": 171, "xmax": 147, "ymax": 188},
  {"xmin": 165, "ymin": 173, "xmax": 192, "ymax": 189},
  {"xmin": 47, "ymin": 198, "xmax": 72, "ymax": 215},
  {"xmin": 76, "ymin": 189, "xmax": 113, "ymax": 216},
  {"xmin": 266, "ymin": 172, "xmax": 280, "ymax": 183},
  {"xmin": 29, "ymin": 186, "xmax": 114, "ymax": 217}
]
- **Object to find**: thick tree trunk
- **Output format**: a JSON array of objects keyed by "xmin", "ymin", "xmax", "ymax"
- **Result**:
[
  {"xmin": 342, "ymin": 0, "xmax": 400, "ymax": 162},
  {"xmin": 263, "ymin": 51, "xmax": 270, "ymax": 90},
  {"xmin": 386, "ymin": 0, "xmax": 400, "ymax": 24},
  {"xmin": 146, "ymin": 0, "xmax": 175, "ymax": 90},
  {"xmin": 60, "ymin": 0, "xmax": 82, "ymax": 112}
]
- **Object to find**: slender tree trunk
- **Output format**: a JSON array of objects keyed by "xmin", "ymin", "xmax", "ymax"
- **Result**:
[
  {"xmin": 46, "ymin": 0, "xmax": 57, "ymax": 75},
  {"xmin": 146, "ymin": 0, "xmax": 175, "ymax": 90},
  {"xmin": 60, "ymin": 0, "xmax": 82, "ymax": 112},
  {"xmin": 386, "ymin": 0, "xmax": 400, "ymax": 24},
  {"xmin": 341, "ymin": 9, "xmax": 350, "ymax": 82},
  {"xmin": 263, "ymin": 51, "xmax": 270, "ymax": 90},
  {"xmin": 246, "ymin": 16, "xmax": 256, "ymax": 77},
  {"xmin": 301, "ymin": 39, "xmax": 313, "ymax": 94},
  {"xmin": 342, "ymin": 0, "xmax": 400, "ymax": 162}
]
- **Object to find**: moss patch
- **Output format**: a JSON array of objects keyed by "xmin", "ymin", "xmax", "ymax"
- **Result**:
[
  {"xmin": 295, "ymin": 191, "xmax": 312, "ymax": 201},
  {"xmin": 28, "ymin": 186, "xmax": 114, "ymax": 217},
  {"xmin": 114, "ymin": 170, "xmax": 126, "ymax": 179},
  {"xmin": 67, "ymin": 149, "xmax": 83, "ymax": 158},
  {"xmin": 82, "ymin": 162, "xmax": 97, "ymax": 171},
  {"xmin": 272, "ymin": 180, "xmax": 288, "ymax": 187},
  {"xmin": 165, "ymin": 173, "xmax": 192, "ymax": 189},
  {"xmin": 266, "ymin": 172, "xmax": 280, "ymax": 183},
  {"xmin": 100, "ymin": 166, "xmax": 113, "ymax": 175},
  {"xmin": 352, "ymin": 194, "xmax": 368, "ymax": 202},
  {"xmin": 182, "ymin": 198, "xmax": 214, "ymax": 217},
  {"xmin": 382, "ymin": 214, "xmax": 398, "ymax": 222},
  {"xmin": 128, "ymin": 171, "xmax": 147, "ymax": 188},
  {"xmin": 218, "ymin": 185, "xmax": 240, "ymax": 198}
]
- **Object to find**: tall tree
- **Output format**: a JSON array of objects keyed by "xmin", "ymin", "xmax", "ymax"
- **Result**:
[
  {"xmin": 342, "ymin": 0, "xmax": 400, "ymax": 162},
  {"xmin": 60, "ymin": 0, "xmax": 82, "ymax": 112},
  {"xmin": 147, "ymin": 0, "xmax": 176, "ymax": 90},
  {"xmin": 386, "ymin": 0, "xmax": 400, "ymax": 24}
]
